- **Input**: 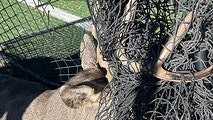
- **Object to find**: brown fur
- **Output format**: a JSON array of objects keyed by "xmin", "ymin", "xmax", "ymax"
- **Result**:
[
  {"xmin": 0, "ymin": 33, "xmax": 108, "ymax": 120},
  {"xmin": 0, "ymin": 68, "xmax": 107, "ymax": 120}
]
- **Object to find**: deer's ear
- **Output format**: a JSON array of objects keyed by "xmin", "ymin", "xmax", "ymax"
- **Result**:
[
  {"xmin": 80, "ymin": 34, "xmax": 97, "ymax": 69},
  {"xmin": 59, "ymin": 84, "xmax": 95, "ymax": 109}
]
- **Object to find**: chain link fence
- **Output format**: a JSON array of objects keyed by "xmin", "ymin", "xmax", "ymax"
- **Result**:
[{"xmin": 0, "ymin": 0, "xmax": 91, "ymax": 88}]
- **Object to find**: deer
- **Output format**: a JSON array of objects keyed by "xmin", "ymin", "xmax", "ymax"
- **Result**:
[{"xmin": 0, "ymin": 34, "xmax": 108, "ymax": 120}]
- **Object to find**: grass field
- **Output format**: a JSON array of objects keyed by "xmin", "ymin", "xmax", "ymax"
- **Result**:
[
  {"xmin": 0, "ymin": 0, "xmax": 66, "ymax": 42},
  {"xmin": 41, "ymin": 0, "xmax": 90, "ymax": 18},
  {"xmin": 0, "ymin": 0, "xmax": 91, "ymax": 64},
  {"xmin": 0, "ymin": 0, "xmax": 90, "ymax": 43},
  {"xmin": 0, "ymin": 0, "xmax": 91, "ymax": 54}
]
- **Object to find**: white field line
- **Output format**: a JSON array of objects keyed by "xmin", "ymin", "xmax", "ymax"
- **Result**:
[{"xmin": 18, "ymin": 0, "xmax": 91, "ymax": 31}]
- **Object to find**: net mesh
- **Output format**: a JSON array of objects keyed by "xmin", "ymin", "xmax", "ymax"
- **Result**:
[
  {"xmin": 0, "ymin": 0, "xmax": 212, "ymax": 119},
  {"xmin": 88, "ymin": 0, "xmax": 213, "ymax": 119}
]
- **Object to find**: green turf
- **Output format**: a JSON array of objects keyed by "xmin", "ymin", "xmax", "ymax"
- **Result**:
[
  {"xmin": 41, "ymin": 0, "xmax": 90, "ymax": 18},
  {"xmin": 0, "ymin": 0, "xmax": 92, "ymax": 59},
  {"xmin": 7, "ymin": 24, "xmax": 90, "ymax": 59},
  {"xmin": 0, "ymin": 0, "xmax": 65, "ymax": 42}
]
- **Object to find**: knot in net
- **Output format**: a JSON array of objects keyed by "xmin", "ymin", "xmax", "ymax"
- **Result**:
[{"xmin": 88, "ymin": 0, "xmax": 213, "ymax": 119}]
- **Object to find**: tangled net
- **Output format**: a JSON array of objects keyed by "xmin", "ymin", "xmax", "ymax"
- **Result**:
[{"xmin": 87, "ymin": 0, "xmax": 213, "ymax": 119}]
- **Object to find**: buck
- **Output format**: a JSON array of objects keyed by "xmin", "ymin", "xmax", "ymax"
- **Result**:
[
  {"xmin": 93, "ymin": 0, "xmax": 213, "ymax": 83},
  {"xmin": 0, "ymin": 34, "xmax": 108, "ymax": 120}
]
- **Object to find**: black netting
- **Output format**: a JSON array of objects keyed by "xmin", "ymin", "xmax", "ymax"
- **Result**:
[
  {"xmin": 88, "ymin": 0, "xmax": 213, "ymax": 119},
  {"xmin": 0, "ymin": 0, "xmax": 212, "ymax": 119}
]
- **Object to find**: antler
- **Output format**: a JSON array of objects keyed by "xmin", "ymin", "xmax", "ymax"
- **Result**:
[
  {"xmin": 116, "ymin": 0, "xmax": 140, "ymax": 73},
  {"xmin": 153, "ymin": 10, "xmax": 213, "ymax": 82},
  {"xmin": 116, "ymin": 1, "xmax": 213, "ymax": 82},
  {"xmin": 92, "ymin": 24, "xmax": 113, "ymax": 82},
  {"xmin": 92, "ymin": 0, "xmax": 213, "ymax": 82},
  {"xmin": 93, "ymin": 0, "xmax": 139, "ymax": 82}
]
